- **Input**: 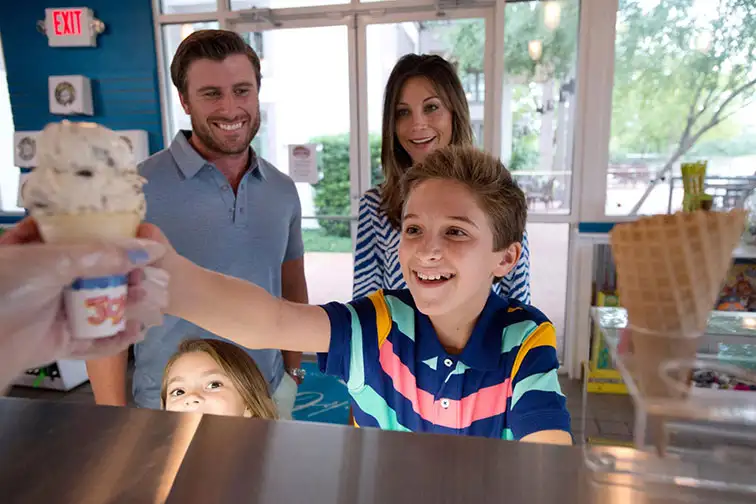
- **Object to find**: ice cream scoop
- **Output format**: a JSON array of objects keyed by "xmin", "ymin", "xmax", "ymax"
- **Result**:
[
  {"xmin": 22, "ymin": 120, "xmax": 146, "ymax": 219},
  {"xmin": 22, "ymin": 120, "xmax": 148, "ymax": 340}
]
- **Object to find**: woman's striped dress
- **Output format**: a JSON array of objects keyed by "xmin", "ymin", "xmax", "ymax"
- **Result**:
[{"xmin": 353, "ymin": 187, "xmax": 532, "ymax": 302}]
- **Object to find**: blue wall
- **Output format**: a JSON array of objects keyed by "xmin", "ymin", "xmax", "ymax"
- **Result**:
[{"xmin": 0, "ymin": 0, "xmax": 164, "ymax": 154}]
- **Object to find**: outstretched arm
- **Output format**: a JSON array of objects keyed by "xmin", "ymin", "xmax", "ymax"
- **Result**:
[{"xmin": 167, "ymin": 252, "xmax": 331, "ymax": 354}]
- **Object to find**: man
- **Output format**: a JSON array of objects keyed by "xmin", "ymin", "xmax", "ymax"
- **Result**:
[{"xmin": 85, "ymin": 30, "xmax": 308, "ymax": 419}]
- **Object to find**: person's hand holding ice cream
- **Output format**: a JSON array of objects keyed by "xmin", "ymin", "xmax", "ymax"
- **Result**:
[
  {"xmin": 21, "ymin": 120, "xmax": 155, "ymax": 341},
  {"xmin": 0, "ymin": 120, "xmax": 170, "ymax": 391},
  {"xmin": 0, "ymin": 218, "xmax": 169, "ymax": 392}
]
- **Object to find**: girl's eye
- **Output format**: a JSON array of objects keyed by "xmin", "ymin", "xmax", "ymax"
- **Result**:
[
  {"xmin": 169, "ymin": 388, "xmax": 184, "ymax": 397},
  {"xmin": 208, "ymin": 381, "xmax": 223, "ymax": 390},
  {"xmin": 447, "ymin": 228, "xmax": 467, "ymax": 237},
  {"xmin": 403, "ymin": 225, "xmax": 420, "ymax": 235},
  {"xmin": 424, "ymin": 103, "xmax": 439, "ymax": 113},
  {"xmin": 396, "ymin": 108, "xmax": 409, "ymax": 117}
]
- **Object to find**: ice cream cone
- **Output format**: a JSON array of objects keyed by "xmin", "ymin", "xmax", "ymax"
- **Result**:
[
  {"xmin": 609, "ymin": 209, "xmax": 746, "ymax": 398},
  {"xmin": 22, "ymin": 121, "xmax": 147, "ymax": 340},
  {"xmin": 35, "ymin": 212, "xmax": 141, "ymax": 243}
]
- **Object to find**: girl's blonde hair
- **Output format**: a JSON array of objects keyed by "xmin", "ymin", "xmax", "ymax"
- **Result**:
[{"xmin": 160, "ymin": 338, "xmax": 278, "ymax": 420}]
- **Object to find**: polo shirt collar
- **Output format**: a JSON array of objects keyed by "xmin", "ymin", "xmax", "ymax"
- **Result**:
[
  {"xmin": 416, "ymin": 291, "xmax": 506, "ymax": 371},
  {"xmin": 169, "ymin": 130, "xmax": 265, "ymax": 181}
]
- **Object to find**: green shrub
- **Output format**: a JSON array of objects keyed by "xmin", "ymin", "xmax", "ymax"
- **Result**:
[{"xmin": 310, "ymin": 134, "xmax": 383, "ymax": 237}]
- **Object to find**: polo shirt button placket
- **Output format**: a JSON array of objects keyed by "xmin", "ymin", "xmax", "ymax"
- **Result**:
[{"xmin": 444, "ymin": 358, "xmax": 454, "ymax": 368}]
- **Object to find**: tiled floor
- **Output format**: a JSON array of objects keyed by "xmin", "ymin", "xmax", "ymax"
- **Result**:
[{"xmin": 6, "ymin": 372, "xmax": 636, "ymax": 446}]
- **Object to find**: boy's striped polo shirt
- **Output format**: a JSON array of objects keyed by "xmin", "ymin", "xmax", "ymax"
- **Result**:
[{"xmin": 318, "ymin": 289, "xmax": 571, "ymax": 439}]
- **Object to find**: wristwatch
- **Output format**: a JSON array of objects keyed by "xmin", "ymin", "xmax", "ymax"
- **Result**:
[{"xmin": 287, "ymin": 367, "xmax": 306, "ymax": 383}]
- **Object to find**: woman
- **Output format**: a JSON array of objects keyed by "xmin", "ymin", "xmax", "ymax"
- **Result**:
[{"xmin": 353, "ymin": 54, "xmax": 531, "ymax": 302}]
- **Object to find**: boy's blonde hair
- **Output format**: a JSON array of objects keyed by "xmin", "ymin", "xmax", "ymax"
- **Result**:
[
  {"xmin": 400, "ymin": 145, "xmax": 527, "ymax": 250},
  {"xmin": 160, "ymin": 338, "xmax": 278, "ymax": 420}
]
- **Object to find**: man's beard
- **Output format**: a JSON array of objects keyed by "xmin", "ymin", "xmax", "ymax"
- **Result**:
[{"xmin": 191, "ymin": 111, "xmax": 261, "ymax": 156}]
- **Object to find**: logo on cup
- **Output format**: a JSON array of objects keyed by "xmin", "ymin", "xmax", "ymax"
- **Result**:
[{"xmin": 85, "ymin": 294, "xmax": 127, "ymax": 326}]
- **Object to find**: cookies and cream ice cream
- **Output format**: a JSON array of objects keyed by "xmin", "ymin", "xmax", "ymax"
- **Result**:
[
  {"xmin": 21, "ymin": 120, "xmax": 149, "ymax": 340},
  {"xmin": 23, "ymin": 120, "xmax": 146, "ymax": 219}
]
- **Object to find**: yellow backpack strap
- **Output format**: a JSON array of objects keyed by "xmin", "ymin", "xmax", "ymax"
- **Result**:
[{"xmin": 367, "ymin": 290, "xmax": 392, "ymax": 348}]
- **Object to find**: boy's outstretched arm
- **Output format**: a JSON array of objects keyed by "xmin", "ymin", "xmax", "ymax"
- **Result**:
[
  {"xmin": 134, "ymin": 218, "xmax": 332, "ymax": 353},
  {"xmin": 168, "ymin": 254, "xmax": 331, "ymax": 352}
]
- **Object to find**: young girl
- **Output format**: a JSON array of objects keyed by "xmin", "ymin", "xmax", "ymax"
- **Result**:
[{"xmin": 161, "ymin": 338, "xmax": 278, "ymax": 419}]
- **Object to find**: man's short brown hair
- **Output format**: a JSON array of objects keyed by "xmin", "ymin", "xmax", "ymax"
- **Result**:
[
  {"xmin": 400, "ymin": 145, "xmax": 527, "ymax": 251},
  {"xmin": 170, "ymin": 29, "xmax": 262, "ymax": 96}
]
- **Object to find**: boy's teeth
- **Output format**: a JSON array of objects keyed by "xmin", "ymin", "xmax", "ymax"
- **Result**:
[{"xmin": 417, "ymin": 272, "xmax": 449, "ymax": 281}]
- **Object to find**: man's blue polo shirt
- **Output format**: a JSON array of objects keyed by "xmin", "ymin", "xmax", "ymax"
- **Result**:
[{"xmin": 132, "ymin": 131, "xmax": 304, "ymax": 409}]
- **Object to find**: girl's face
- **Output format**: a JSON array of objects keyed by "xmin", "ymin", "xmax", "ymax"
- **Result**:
[
  {"xmin": 163, "ymin": 351, "xmax": 251, "ymax": 417},
  {"xmin": 395, "ymin": 76, "xmax": 453, "ymax": 164}
]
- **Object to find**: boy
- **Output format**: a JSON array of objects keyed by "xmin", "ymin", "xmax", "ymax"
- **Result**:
[{"xmin": 154, "ymin": 145, "xmax": 572, "ymax": 444}]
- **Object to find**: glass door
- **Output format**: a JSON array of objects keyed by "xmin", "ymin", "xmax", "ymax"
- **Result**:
[
  {"xmin": 235, "ymin": 24, "xmax": 355, "ymax": 305},
  {"xmin": 493, "ymin": 0, "xmax": 581, "ymax": 360}
]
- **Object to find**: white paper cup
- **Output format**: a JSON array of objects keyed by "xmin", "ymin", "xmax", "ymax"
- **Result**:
[
  {"xmin": 63, "ymin": 274, "xmax": 129, "ymax": 340},
  {"xmin": 34, "ymin": 212, "xmax": 141, "ymax": 340}
]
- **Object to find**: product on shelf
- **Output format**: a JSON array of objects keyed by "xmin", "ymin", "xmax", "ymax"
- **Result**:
[
  {"xmin": 609, "ymin": 209, "xmax": 746, "ymax": 398},
  {"xmin": 681, "ymin": 161, "xmax": 707, "ymax": 212},
  {"xmin": 21, "ymin": 120, "xmax": 147, "ymax": 340}
]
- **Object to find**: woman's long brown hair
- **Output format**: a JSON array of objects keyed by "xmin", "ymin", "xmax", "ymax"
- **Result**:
[
  {"xmin": 160, "ymin": 338, "xmax": 278, "ymax": 420},
  {"xmin": 380, "ymin": 53, "xmax": 475, "ymax": 228}
]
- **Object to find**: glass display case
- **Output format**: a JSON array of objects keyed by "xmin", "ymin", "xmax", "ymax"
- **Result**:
[{"xmin": 584, "ymin": 307, "xmax": 756, "ymax": 494}]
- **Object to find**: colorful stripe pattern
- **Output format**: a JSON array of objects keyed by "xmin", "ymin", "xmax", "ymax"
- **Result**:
[{"xmin": 319, "ymin": 289, "xmax": 570, "ymax": 439}]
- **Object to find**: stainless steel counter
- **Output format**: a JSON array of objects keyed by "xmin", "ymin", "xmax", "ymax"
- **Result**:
[{"xmin": 0, "ymin": 397, "xmax": 752, "ymax": 503}]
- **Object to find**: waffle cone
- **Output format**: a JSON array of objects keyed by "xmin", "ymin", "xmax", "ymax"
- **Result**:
[
  {"xmin": 34, "ymin": 213, "xmax": 141, "ymax": 243},
  {"xmin": 609, "ymin": 209, "xmax": 746, "ymax": 397}
]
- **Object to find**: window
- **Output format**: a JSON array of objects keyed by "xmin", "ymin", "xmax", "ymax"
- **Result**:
[
  {"xmin": 231, "ymin": 0, "xmax": 347, "ymax": 10},
  {"xmin": 606, "ymin": 0, "xmax": 756, "ymax": 216},
  {"xmin": 160, "ymin": 0, "xmax": 217, "ymax": 14},
  {"xmin": 498, "ymin": 0, "xmax": 579, "ymax": 216}
]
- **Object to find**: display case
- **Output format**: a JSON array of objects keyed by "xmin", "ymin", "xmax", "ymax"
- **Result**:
[
  {"xmin": 584, "ymin": 307, "xmax": 756, "ymax": 494},
  {"xmin": 564, "ymin": 224, "xmax": 756, "ymax": 381}
]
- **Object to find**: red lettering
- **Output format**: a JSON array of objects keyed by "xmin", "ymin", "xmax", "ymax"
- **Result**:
[
  {"xmin": 53, "ymin": 12, "xmax": 64, "ymax": 36},
  {"xmin": 52, "ymin": 10, "xmax": 83, "ymax": 37},
  {"xmin": 85, "ymin": 295, "xmax": 127, "ymax": 326},
  {"xmin": 64, "ymin": 12, "xmax": 72, "ymax": 35},
  {"xmin": 73, "ymin": 10, "xmax": 82, "ymax": 35}
]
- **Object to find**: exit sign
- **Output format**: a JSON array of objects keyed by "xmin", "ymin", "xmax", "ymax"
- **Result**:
[{"xmin": 44, "ymin": 7, "xmax": 100, "ymax": 47}]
